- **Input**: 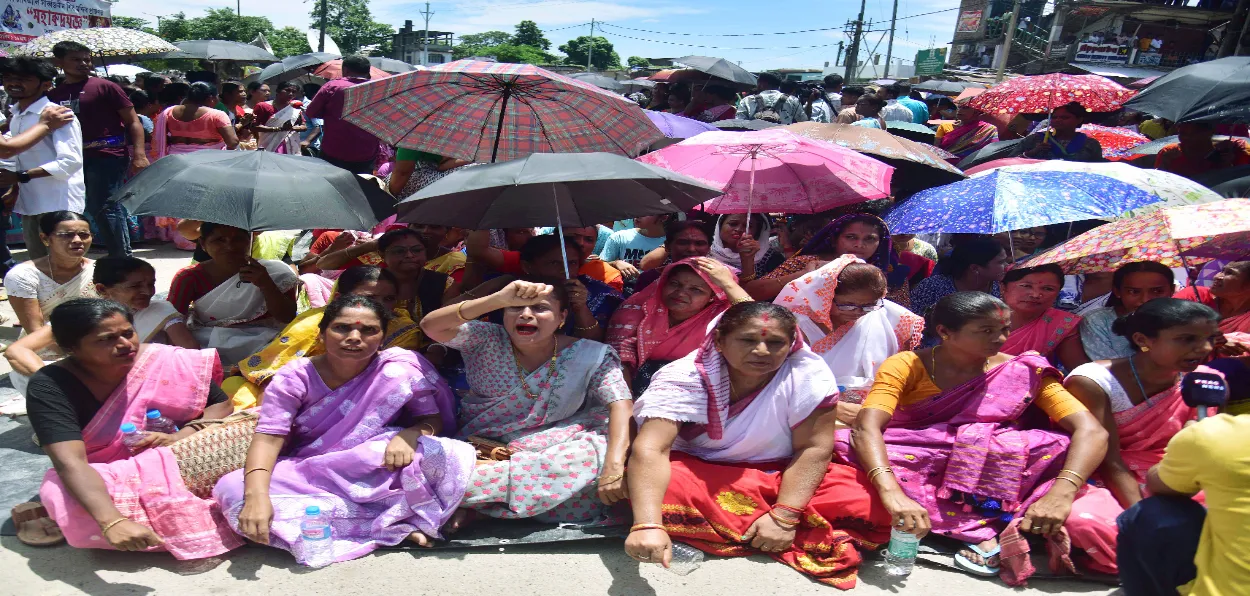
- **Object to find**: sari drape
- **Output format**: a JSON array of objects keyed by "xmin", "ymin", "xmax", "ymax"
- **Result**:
[
  {"xmin": 258, "ymin": 104, "xmax": 302, "ymax": 154},
  {"xmin": 188, "ymin": 259, "xmax": 299, "ymax": 366},
  {"xmin": 834, "ymin": 353, "xmax": 1071, "ymax": 544},
  {"xmin": 938, "ymin": 119, "xmax": 999, "ymax": 159},
  {"xmin": 215, "ymin": 348, "xmax": 472, "ymax": 565},
  {"xmin": 36, "ymin": 260, "xmax": 97, "ymax": 317},
  {"xmin": 39, "ymin": 345, "xmax": 243, "ymax": 559},
  {"xmin": 1001, "ymin": 308, "xmax": 1082, "ymax": 360}
]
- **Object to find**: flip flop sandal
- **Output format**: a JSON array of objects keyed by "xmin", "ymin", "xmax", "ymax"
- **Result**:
[
  {"xmin": 953, "ymin": 542, "xmax": 1001, "ymax": 577},
  {"xmin": 11, "ymin": 502, "xmax": 65, "ymax": 547}
]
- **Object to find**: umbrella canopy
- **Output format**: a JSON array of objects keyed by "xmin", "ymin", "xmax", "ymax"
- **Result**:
[
  {"xmin": 398, "ymin": 152, "xmax": 721, "ymax": 228},
  {"xmin": 968, "ymin": 73, "xmax": 1134, "ymax": 115},
  {"xmin": 341, "ymin": 60, "xmax": 662, "ymax": 163},
  {"xmin": 369, "ymin": 57, "xmax": 418, "ymax": 74},
  {"xmin": 568, "ymin": 72, "xmax": 625, "ymax": 92},
  {"xmin": 1077, "ymin": 124, "xmax": 1150, "ymax": 159},
  {"xmin": 983, "ymin": 161, "xmax": 1224, "ymax": 219},
  {"xmin": 785, "ymin": 122, "xmax": 965, "ymax": 196},
  {"xmin": 962, "ymin": 157, "xmax": 1043, "ymax": 176},
  {"xmin": 914, "ymin": 80, "xmax": 986, "ymax": 95},
  {"xmin": 112, "ymin": 151, "xmax": 391, "ymax": 231},
  {"xmin": 313, "ymin": 59, "xmax": 389, "ymax": 80},
  {"xmin": 257, "ymin": 52, "xmax": 341, "ymax": 83},
  {"xmin": 95, "ymin": 64, "xmax": 149, "ymax": 79},
  {"xmin": 1122, "ymin": 57, "xmax": 1250, "ymax": 124},
  {"xmin": 167, "ymin": 40, "xmax": 278, "ymax": 62},
  {"xmin": 1129, "ymin": 76, "xmax": 1159, "ymax": 89},
  {"xmin": 885, "ymin": 169, "xmax": 1162, "ymax": 235},
  {"xmin": 621, "ymin": 79, "xmax": 657, "ymax": 90},
  {"xmin": 1129, "ymin": 135, "xmax": 1250, "ymax": 156},
  {"xmin": 713, "ymin": 119, "xmax": 779, "ymax": 131},
  {"xmin": 1022, "ymin": 199, "xmax": 1250, "ymax": 273},
  {"xmin": 884, "ymin": 121, "xmax": 936, "ymax": 144},
  {"xmin": 637, "ymin": 129, "xmax": 894, "ymax": 215},
  {"xmin": 15, "ymin": 28, "xmax": 177, "ymax": 60},
  {"xmin": 672, "ymin": 56, "xmax": 757, "ymax": 86},
  {"xmin": 646, "ymin": 110, "xmax": 717, "ymax": 138},
  {"xmin": 956, "ymin": 138, "xmax": 1024, "ymax": 170},
  {"xmin": 1192, "ymin": 165, "xmax": 1250, "ymax": 199}
]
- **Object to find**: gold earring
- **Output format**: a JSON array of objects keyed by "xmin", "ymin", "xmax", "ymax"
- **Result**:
[{"xmin": 1141, "ymin": 346, "xmax": 1150, "ymax": 352}]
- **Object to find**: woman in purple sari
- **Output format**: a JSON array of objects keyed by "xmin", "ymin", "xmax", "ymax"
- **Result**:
[
  {"xmin": 837, "ymin": 292, "xmax": 1107, "ymax": 579},
  {"xmin": 213, "ymin": 295, "xmax": 474, "ymax": 565}
]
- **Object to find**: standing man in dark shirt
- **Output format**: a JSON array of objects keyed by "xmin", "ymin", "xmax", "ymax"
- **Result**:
[
  {"xmin": 305, "ymin": 55, "xmax": 378, "ymax": 174},
  {"xmin": 47, "ymin": 41, "xmax": 147, "ymax": 257}
]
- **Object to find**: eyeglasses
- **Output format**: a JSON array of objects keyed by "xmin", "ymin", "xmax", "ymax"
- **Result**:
[
  {"xmin": 833, "ymin": 300, "xmax": 884, "ymax": 313},
  {"xmin": 384, "ymin": 246, "xmax": 424, "ymax": 257},
  {"xmin": 52, "ymin": 231, "xmax": 92, "ymax": 240}
]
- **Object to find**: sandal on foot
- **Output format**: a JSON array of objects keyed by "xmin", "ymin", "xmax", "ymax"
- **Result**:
[
  {"xmin": 953, "ymin": 542, "xmax": 1001, "ymax": 577},
  {"xmin": 11, "ymin": 502, "xmax": 64, "ymax": 547}
]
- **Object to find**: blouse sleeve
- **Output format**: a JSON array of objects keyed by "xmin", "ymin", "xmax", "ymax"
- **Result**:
[
  {"xmin": 254, "ymin": 365, "xmax": 309, "ymax": 436},
  {"xmin": 440, "ymin": 320, "xmax": 500, "ymax": 357},
  {"xmin": 1033, "ymin": 376, "xmax": 1089, "ymax": 421},
  {"xmin": 4, "ymin": 265, "xmax": 41, "ymax": 300},
  {"xmin": 210, "ymin": 108, "xmax": 231, "ymax": 129},
  {"xmin": 861, "ymin": 352, "xmax": 924, "ymax": 415},
  {"xmin": 588, "ymin": 346, "xmax": 632, "ymax": 406}
]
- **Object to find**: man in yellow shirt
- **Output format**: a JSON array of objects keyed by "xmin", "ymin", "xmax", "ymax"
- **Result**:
[{"xmin": 1116, "ymin": 414, "xmax": 1250, "ymax": 596}]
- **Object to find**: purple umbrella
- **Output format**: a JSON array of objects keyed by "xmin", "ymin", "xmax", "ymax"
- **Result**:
[{"xmin": 645, "ymin": 110, "xmax": 718, "ymax": 139}]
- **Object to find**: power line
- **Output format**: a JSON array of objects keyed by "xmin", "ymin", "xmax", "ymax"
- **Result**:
[
  {"xmin": 596, "ymin": 6, "xmax": 958, "ymax": 38},
  {"xmin": 597, "ymin": 30, "xmax": 841, "ymax": 51}
]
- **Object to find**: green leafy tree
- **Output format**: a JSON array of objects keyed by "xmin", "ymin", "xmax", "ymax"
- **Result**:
[
  {"xmin": 454, "ymin": 30, "xmax": 513, "ymax": 59},
  {"xmin": 558, "ymin": 36, "xmax": 620, "ymax": 70},
  {"xmin": 480, "ymin": 44, "xmax": 558, "ymax": 65},
  {"xmin": 512, "ymin": 20, "xmax": 550, "ymax": 50},
  {"xmin": 309, "ymin": 0, "xmax": 394, "ymax": 55},
  {"xmin": 157, "ymin": 12, "xmax": 192, "ymax": 43},
  {"xmin": 269, "ymin": 26, "xmax": 312, "ymax": 58},
  {"xmin": 186, "ymin": 8, "xmax": 274, "ymax": 43},
  {"xmin": 627, "ymin": 56, "xmax": 650, "ymax": 68},
  {"xmin": 111, "ymin": 15, "xmax": 157, "ymax": 34}
]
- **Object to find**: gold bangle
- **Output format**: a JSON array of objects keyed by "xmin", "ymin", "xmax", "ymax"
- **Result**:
[
  {"xmin": 245, "ymin": 468, "xmax": 271, "ymax": 477},
  {"xmin": 868, "ymin": 468, "xmax": 895, "ymax": 481},
  {"xmin": 418, "ymin": 423, "xmax": 437, "ymax": 436},
  {"xmin": 1058, "ymin": 469, "xmax": 1085, "ymax": 482},
  {"xmin": 456, "ymin": 301, "xmax": 471, "ymax": 322},
  {"xmin": 598, "ymin": 473, "xmax": 625, "ymax": 485},
  {"xmin": 730, "ymin": 296, "xmax": 753, "ymax": 305},
  {"xmin": 99, "ymin": 517, "xmax": 128, "ymax": 535},
  {"xmin": 865, "ymin": 465, "xmax": 892, "ymax": 478},
  {"xmin": 630, "ymin": 523, "xmax": 666, "ymax": 533},
  {"xmin": 1055, "ymin": 475, "xmax": 1082, "ymax": 490}
]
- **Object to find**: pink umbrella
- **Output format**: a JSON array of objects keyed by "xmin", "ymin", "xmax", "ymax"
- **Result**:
[
  {"xmin": 964, "ymin": 157, "xmax": 1043, "ymax": 176},
  {"xmin": 637, "ymin": 129, "xmax": 893, "ymax": 215}
]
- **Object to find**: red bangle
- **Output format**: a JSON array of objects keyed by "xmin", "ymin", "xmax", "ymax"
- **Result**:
[{"xmin": 772, "ymin": 503, "xmax": 804, "ymax": 517}]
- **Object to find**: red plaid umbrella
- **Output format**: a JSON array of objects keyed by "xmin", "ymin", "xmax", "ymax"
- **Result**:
[
  {"xmin": 1077, "ymin": 123, "xmax": 1150, "ymax": 159},
  {"xmin": 341, "ymin": 59, "xmax": 662, "ymax": 163},
  {"xmin": 968, "ymin": 74, "xmax": 1135, "ymax": 116}
]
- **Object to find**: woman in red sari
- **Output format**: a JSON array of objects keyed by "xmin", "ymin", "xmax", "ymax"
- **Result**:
[
  {"xmin": 625, "ymin": 302, "xmax": 890, "ymax": 589},
  {"xmin": 1063, "ymin": 298, "xmax": 1221, "ymax": 574},
  {"xmin": 1000, "ymin": 264, "xmax": 1089, "ymax": 371}
]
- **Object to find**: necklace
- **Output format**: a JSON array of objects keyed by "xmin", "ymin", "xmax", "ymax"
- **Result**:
[
  {"xmin": 929, "ymin": 344, "xmax": 989, "ymax": 386},
  {"xmin": 514, "ymin": 340, "xmax": 560, "ymax": 400},
  {"xmin": 1127, "ymin": 353, "xmax": 1178, "ymax": 404}
]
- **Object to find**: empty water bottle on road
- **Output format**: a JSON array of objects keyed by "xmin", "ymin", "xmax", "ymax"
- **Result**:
[
  {"xmin": 300, "ymin": 505, "xmax": 334, "ymax": 568},
  {"xmin": 120, "ymin": 423, "xmax": 147, "ymax": 454},
  {"xmin": 883, "ymin": 528, "xmax": 919, "ymax": 576},
  {"xmin": 666, "ymin": 542, "xmax": 704, "ymax": 575},
  {"xmin": 144, "ymin": 409, "xmax": 178, "ymax": 434}
]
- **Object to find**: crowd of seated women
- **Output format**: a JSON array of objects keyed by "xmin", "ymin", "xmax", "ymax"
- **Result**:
[{"xmin": 9, "ymin": 203, "xmax": 1250, "ymax": 595}]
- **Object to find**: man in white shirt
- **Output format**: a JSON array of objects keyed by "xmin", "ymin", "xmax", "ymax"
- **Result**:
[
  {"xmin": 0, "ymin": 57, "xmax": 83, "ymax": 259},
  {"xmin": 823, "ymin": 74, "xmax": 844, "ymax": 110},
  {"xmin": 877, "ymin": 84, "xmax": 915, "ymax": 123},
  {"xmin": 735, "ymin": 72, "xmax": 809, "ymax": 125}
]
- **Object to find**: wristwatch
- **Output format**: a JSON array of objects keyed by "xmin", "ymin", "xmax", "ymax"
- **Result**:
[{"xmin": 16, "ymin": 170, "xmax": 30, "ymax": 183}]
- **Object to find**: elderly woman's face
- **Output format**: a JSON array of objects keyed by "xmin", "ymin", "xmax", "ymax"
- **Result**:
[
  {"xmin": 502, "ymin": 294, "xmax": 566, "ymax": 347},
  {"xmin": 714, "ymin": 316, "xmax": 792, "ymax": 376},
  {"xmin": 662, "ymin": 268, "xmax": 715, "ymax": 323}
]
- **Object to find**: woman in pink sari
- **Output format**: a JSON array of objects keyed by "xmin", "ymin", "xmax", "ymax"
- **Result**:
[
  {"xmin": 938, "ymin": 103, "xmax": 999, "ymax": 161},
  {"xmin": 838, "ymin": 291, "xmax": 1108, "ymax": 579},
  {"xmin": 215, "ymin": 295, "xmax": 473, "ymax": 565},
  {"xmin": 1000, "ymin": 264, "xmax": 1089, "ymax": 371},
  {"xmin": 606, "ymin": 257, "xmax": 750, "ymax": 393},
  {"xmin": 1063, "ymin": 298, "xmax": 1221, "ymax": 574},
  {"xmin": 152, "ymin": 82, "xmax": 239, "ymax": 159},
  {"xmin": 1174, "ymin": 260, "xmax": 1250, "ymax": 352},
  {"xmin": 20, "ymin": 298, "xmax": 240, "ymax": 557}
]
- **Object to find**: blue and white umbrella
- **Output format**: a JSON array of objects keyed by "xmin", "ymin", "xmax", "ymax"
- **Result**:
[{"xmin": 885, "ymin": 170, "xmax": 1164, "ymax": 235}]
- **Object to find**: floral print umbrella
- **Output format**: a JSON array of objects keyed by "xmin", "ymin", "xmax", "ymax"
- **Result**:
[
  {"xmin": 1077, "ymin": 124, "xmax": 1150, "ymax": 159},
  {"xmin": 15, "ymin": 28, "xmax": 178, "ymax": 59},
  {"xmin": 981, "ymin": 161, "xmax": 1223, "ymax": 219},
  {"xmin": 885, "ymin": 168, "xmax": 1162, "ymax": 235},
  {"xmin": 1022, "ymin": 199, "xmax": 1250, "ymax": 273},
  {"xmin": 968, "ymin": 73, "xmax": 1135, "ymax": 116}
]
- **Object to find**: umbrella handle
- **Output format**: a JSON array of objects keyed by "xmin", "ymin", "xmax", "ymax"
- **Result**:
[
  {"xmin": 554, "ymin": 186, "xmax": 570, "ymax": 280},
  {"xmin": 746, "ymin": 151, "xmax": 756, "ymax": 221}
]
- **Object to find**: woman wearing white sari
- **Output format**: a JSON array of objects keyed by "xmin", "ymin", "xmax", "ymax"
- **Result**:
[
  {"xmin": 167, "ymin": 223, "xmax": 298, "ymax": 366},
  {"xmin": 773, "ymin": 254, "xmax": 925, "ymax": 421},
  {"xmin": 253, "ymin": 82, "xmax": 306, "ymax": 155},
  {"xmin": 6, "ymin": 256, "xmax": 200, "ymax": 395},
  {"xmin": 4, "ymin": 212, "xmax": 98, "ymax": 335}
]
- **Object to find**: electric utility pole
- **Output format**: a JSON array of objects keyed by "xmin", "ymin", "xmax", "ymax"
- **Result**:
[
  {"xmin": 318, "ymin": 0, "xmax": 327, "ymax": 51},
  {"xmin": 843, "ymin": 0, "xmax": 868, "ymax": 81},
  {"xmin": 420, "ymin": 2, "xmax": 434, "ymax": 66},
  {"xmin": 586, "ymin": 19, "xmax": 596, "ymax": 70},
  {"xmin": 995, "ymin": 0, "xmax": 1023, "ymax": 82},
  {"xmin": 883, "ymin": 0, "xmax": 899, "ymax": 78}
]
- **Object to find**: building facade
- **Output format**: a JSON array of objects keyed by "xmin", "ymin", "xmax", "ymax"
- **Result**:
[{"xmin": 392, "ymin": 21, "xmax": 453, "ymax": 66}]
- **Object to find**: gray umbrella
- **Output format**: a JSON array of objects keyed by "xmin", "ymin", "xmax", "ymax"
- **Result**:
[
  {"xmin": 673, "ymin": 55, "xmax": 757, "ymax": 86},
  {"xmin": 713, "ymin": 119, "xmax": 779, "ymax": 131},
  {"xmin": 913, "ymin": 80, "xmax": 985, "ymax": 95},
  {"xmin": 369, "ymin": 57, "xmax": 418, "ymax": 74},
  {"xmin": 568, "ymin": 72, "xmax": 624, "ymax": 92},
  {"xmin": 258, "ymin": 52, "xmax": 341, "ymax": 83},
  {"xmin": 620, "ymin": 79, "xmax": 656, "ymax": 90},
  {"xmin": 398, "ymin": 152, "xmax": 721, "ymax": 229},
  {"xmin": 112, "ymin": 151, "xmax": 392, "ymax": 231},
  {"xmin": 166, "ymin": 40, "xmax": 279, "ymax": 62}
]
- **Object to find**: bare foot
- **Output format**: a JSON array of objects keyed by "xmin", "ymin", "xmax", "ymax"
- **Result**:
[
  {"xmin": 407, "ymin": 531, "xmax": 432, "ymax": 547},
  {"xmin": 442, "ymin": 509, "xmax": 471, "ymax": 535},
  {"xmin": 958, "ymin": 537, "xmax": 1001, "ymax": 568}
]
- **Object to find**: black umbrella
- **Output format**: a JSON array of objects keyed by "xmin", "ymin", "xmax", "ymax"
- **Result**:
[
  {"xmin": 1123, "ymin": 57, "xmax": 1250, "ymax": 123},
  {"xmin": 112, "ymin": 151, "xmax": 392, "ymax": 231},
  {"xmin": 1130, "ymin": 135, "xmax": 1250, "ymax": 156},
  {"xmin": 1193, "ymin": 165, "xmax": 1250, "ymax": 199},
  {"xmin": 258, "ymin": 52, "xmax": 341, "ymax": 83},
  {"xmin": 713, "ymin": 119, "xmax": 779, "ymax": 131},
  {"xmin": 673, "ymin": 55, "xmax": 757, "ymax": 87},
  {"xmin": 166, "ymin": 40, "xmax": 279, "ymax": 62},
  {"xmin": 369, "ymin": 57, "xmax": 418, "ymax": 74},
  {"xmin": 568, "ymin": 72, "xmax": 625, "ymax": 92},
  {"xmin": 956, "ymin": 138, "xmax": 1023, "ymax": 170},
  {"xmin": 885, "ymin": 121, "xmax": 936, "ymax": 144}
]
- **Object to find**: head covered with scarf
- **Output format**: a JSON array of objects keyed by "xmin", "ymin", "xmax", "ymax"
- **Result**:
[{"xmin": 797, "ymin": 213, "xmax": 909, "ymax": 289}]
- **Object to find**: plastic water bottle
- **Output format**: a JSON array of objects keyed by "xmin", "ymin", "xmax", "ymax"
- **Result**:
[
  {"xmin": 300, "ymin": 505, "xmax": 334, "ymax": 568},
  {"xmin": 883, "ymin": 528, "xmax": 920, "ymax": 576},
  {"xmin": 144, "ymin": 409, "xmax": 178, "ymax": 434},
  {"xmin": 120, "ymin": 423, "xmax": 147, "ymax": 454},
  {"xmin": 666, "ymin": 542, "xmax": 704, "ymax": 575}
]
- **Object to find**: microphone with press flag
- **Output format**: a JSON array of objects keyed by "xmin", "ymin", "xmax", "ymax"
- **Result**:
[{"xmin": 1181, "ymin": 371, "xmax": 1228, "ymax": 420}]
